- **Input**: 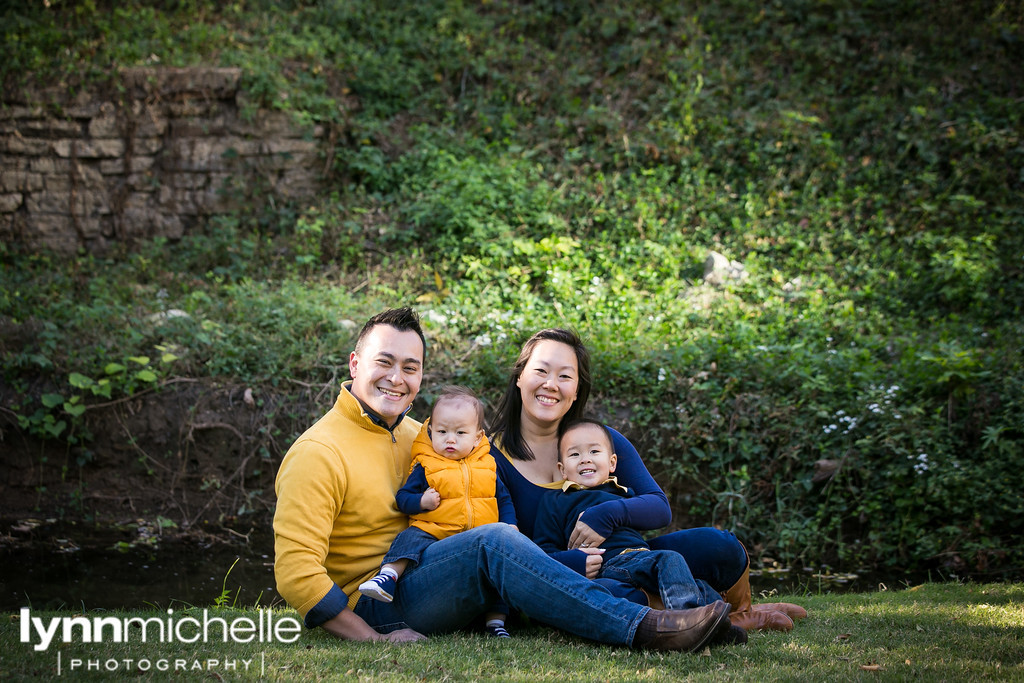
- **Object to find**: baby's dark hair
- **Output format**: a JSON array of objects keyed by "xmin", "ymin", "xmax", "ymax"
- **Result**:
[
  {"xmin": 432, "ymin": 385, "xmax": 486, "ymax": 430},
  {"xmin": 556, "ymin": 417, "xmax": 613, "ymax": 461}
]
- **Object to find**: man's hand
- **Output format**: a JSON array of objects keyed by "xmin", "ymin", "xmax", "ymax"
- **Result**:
[
  {"xmin": 420, "ymin": 487, "xmax": 441, "ymax": 511},
  {"xmin": 579, "ymin": 546, "xmax": 605, "ymax": 579},
  {"xmin": 568, "ymin": 514, "xmax": 607, "ymax": 550},
  {"xmin": 378, "ymin": 628, "xmax": 428, "ymax": 643},
  {"xmin": 321, "ymin": 609, "xmax": 427, "ymax": 643}
]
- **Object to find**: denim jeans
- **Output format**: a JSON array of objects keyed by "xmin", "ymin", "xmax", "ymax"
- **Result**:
[
  {"xmin": 600, "ymin": 549, "xmax": 721, "ymax": 610},
  {"xmin": 353, "ymin": 523, "xmax": 649, "ymax": 645},
  {"xmin": 599, "ymin": 528, "xmax": 747, "ymax": 606},
  {"xmin": 382, "ymin": 526, "xmax": 437, "ymax": 566},
  {"xmin": 647, "ymin": 528, "xmax": 747, "ymax": 591},
  {"xmin": 382, "ymin": 525, "xmax": 508, "ymax": 617}
]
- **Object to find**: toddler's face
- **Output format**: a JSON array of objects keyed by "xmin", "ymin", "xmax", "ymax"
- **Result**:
[
  {"xmin": 558, "ymin": 423, "xmax": 617, "ymax": 487},
  {"xmin": 429, "ymin": 398, "xmax": 483, "ymax": 460}
]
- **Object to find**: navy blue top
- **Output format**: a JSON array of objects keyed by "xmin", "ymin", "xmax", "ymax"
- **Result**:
[
  {"xmin": 396, "ymin": 463, "xmax": 517, "ymax": 523},
  {"xmin": 533, "ymin": 480, "xmax": 650, "ymax": 572},
  {"xmin": 492, "ymin": 426, "xmax": 671, "ymax": 575}
]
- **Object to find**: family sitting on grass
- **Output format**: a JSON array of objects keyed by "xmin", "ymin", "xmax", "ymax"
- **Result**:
[{"xmin": 273, "ymin": 307, "xmax": 806, "ymax": 650}]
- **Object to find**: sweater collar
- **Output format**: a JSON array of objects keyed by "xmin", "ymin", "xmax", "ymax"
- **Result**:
[{"xmin": 342, "ymin": 382, "xmax": 411, "ymax": 432}]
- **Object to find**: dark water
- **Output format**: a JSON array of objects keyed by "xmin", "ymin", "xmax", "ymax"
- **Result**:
[
  {"xmin": 0, "ymin": 518, "xmax": 949, "ymax": 612},
  {"xmin": 1, "ymin": 518, "xmax": 279, "ymax": 611}
]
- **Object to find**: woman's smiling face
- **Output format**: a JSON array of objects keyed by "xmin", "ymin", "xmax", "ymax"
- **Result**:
[{"xmin": 516, "ymin": 339, "xmax": 579, "ymax": 427}]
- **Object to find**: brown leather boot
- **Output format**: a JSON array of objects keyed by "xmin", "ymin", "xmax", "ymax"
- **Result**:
[
  {"xmin": 633, "ymin": 600, "xmax": 731, "ymax": 651},
  {"xmin": 753, "ymin": 602, "xmax": 808, "ymax": 621},
  {"xmin": 722, "ymin": 555, "xmax": 800, "ymax": 632}
]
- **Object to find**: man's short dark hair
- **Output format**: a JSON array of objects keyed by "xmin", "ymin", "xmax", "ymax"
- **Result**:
[
  {"xmin": 557, "ymin": 417, "xmax": 614, "ymax": 461},
  {"xmin": 355, "ymin": 307, "xmax": 426, "ymax": 361}
]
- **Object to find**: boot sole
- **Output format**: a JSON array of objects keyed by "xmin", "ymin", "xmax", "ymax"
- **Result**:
[{"xmin": 687, "ymin": 601, "xmax": 732, "ymax": 653}]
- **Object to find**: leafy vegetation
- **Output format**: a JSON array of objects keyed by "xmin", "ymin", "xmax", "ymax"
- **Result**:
[{"xmin": 2, "ymin": 0, "xmax": 1022, "ymax": 579}]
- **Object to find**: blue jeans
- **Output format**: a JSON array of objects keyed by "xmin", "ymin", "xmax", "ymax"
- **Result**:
[
  {"xmin": 382, "ymin": 525, "xmax": 508, "ymax": 617},
  {"xmin": 382, "ymin": 526, "xmax": 437, "ymax": 566},
  {"xmin": 647, "ymin": 528, "xmax": 747, "ymax": 591},
  {"xmin": 600, "ymin": 549, "xmax": 721, "ymax": 610},
  {"xmin": 353, "ymin": 524, "xmax": 650, "ymax": 645},
  {"xmin": 602, "ymin": 528, "xmax": 747, "ymax": 606}
]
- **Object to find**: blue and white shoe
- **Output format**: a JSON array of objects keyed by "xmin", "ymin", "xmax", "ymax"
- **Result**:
[
  {"xmin": 358, "ymin": 574, "xmax": 396, "ymax": 603},
  {"xmin": 484, "ymin": 623, "xmax": 511, "ymax": 639}
]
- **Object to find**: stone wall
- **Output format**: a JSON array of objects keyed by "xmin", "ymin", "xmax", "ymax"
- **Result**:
[{"xmin": 1, "ymin": 67, "xmax": 324, "ymax": 253}]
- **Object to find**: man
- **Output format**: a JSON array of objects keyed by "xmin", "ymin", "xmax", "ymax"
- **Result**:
[{"xmin": 274, "ymin": 307, "xmax": 732, "ymax": 648}]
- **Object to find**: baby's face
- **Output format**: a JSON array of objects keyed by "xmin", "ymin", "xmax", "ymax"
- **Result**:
[
  {"xmin": 429, "ymin": 398, "xmax": 483, "ymax": 460},
  {"xmin": 557, "ymin": 423, "xmax": 617, "ymax": 487}
]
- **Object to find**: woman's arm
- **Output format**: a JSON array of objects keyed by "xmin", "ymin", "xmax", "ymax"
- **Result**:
[{"xmin": 569, "ymin": 428, "xmax": 671, "ymax": 545}]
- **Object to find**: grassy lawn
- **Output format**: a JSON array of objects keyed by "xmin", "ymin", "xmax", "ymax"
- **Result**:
[{"xmin": 3, "ymin": 582, "xmax": 1022, "ymax": 681}]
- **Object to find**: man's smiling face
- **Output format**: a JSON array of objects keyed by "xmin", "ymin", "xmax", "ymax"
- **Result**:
[{"xmin": 348, "ymin": 324, "xmax": 423, "ymax": 426}]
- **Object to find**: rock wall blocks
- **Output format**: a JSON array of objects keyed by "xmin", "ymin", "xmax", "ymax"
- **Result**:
[
  {"xmin": 99, "ymin": 156, "xmax": 157, "ymax": 175},
  {"xmin": 1, "ymin": 171, "xmax": 44, "ymax": 193},
  {"xmin": 3, "ymin": 137, "xmax": 52, "ymax": 155},
  {"xmin": 3, "ymin": 66, "xmax": 323, "ymax": 252},
  {"xmin": 0, "ymin": 193, "xmax": 24, "ymax": 212},
  {"xmin": 53, "ymin": 139, "xmax": 126, "ymax": 159}
]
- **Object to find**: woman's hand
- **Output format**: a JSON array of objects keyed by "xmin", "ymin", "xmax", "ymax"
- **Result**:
[
  {"xmin": 420, "ymin": 487, "xmax": 441, "ymax": 511},
  {"xmin": 568, "ymin": 514, "xmax": 607, "ymax": 550},
  {"xmin": 579, "ymin": 547, "xmax": 605, "ymax": 579}
]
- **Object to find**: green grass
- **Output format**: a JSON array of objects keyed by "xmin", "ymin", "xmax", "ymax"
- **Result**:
[{"xmin": 2, "ymin": 583, "xmax": 1022, "ymax": 681}]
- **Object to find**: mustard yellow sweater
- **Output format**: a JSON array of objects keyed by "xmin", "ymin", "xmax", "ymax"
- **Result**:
[{"xmin": 273, "ymin": 382, "xmax": 421, "ymax": 624}]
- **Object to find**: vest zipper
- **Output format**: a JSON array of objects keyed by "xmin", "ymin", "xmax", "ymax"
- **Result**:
[{"xmin": 461, "ymin": 459, "xmax": 473, "ymax": 529}]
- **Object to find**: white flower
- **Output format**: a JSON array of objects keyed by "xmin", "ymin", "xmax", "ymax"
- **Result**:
[{"xmin": 658, "ymin": 368, "xmax": 666, "ymax": 382}]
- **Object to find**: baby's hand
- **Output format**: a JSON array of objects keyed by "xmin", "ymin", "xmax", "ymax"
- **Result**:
[{"xmin": 421, "ymin": 487, "xmax": 441, "ymax": 511}]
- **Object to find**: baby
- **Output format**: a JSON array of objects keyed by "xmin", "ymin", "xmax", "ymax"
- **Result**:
[{"xmin": 358, "ymin": 385, "xmax": 517, "ymax": 637}]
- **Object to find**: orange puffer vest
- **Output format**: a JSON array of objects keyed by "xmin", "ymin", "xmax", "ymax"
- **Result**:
[{"xmin": 408, "ymin": 424, "xmax": 499, "ymax": 540}]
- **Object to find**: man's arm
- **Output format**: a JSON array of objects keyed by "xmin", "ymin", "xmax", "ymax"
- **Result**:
[
  {"xmin": 274, "ymin": 440, "xmax": 352, "ymax": 624},
  {"xmin": 321, "ymin": 609, "xmax": 426, "ymax": 642}
]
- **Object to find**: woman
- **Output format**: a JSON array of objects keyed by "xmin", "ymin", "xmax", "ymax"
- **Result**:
[{"xmin": 489, "ymin": 328, "xmax": 806, "ymax": 632}]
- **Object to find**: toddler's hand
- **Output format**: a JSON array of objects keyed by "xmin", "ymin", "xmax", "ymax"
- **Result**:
[
  {"xmin": 579, "ymin": 547, "xmax": 605, "ymax": 579},
  {"xmin": 421, "ymin": 487, "xmax": 441, "ymax": 511}
]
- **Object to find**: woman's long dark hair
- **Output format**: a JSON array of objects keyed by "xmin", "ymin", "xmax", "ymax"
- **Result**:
[{"xmin": 489, "ymin": 328, "xmax": 592, "ymax": 461}]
